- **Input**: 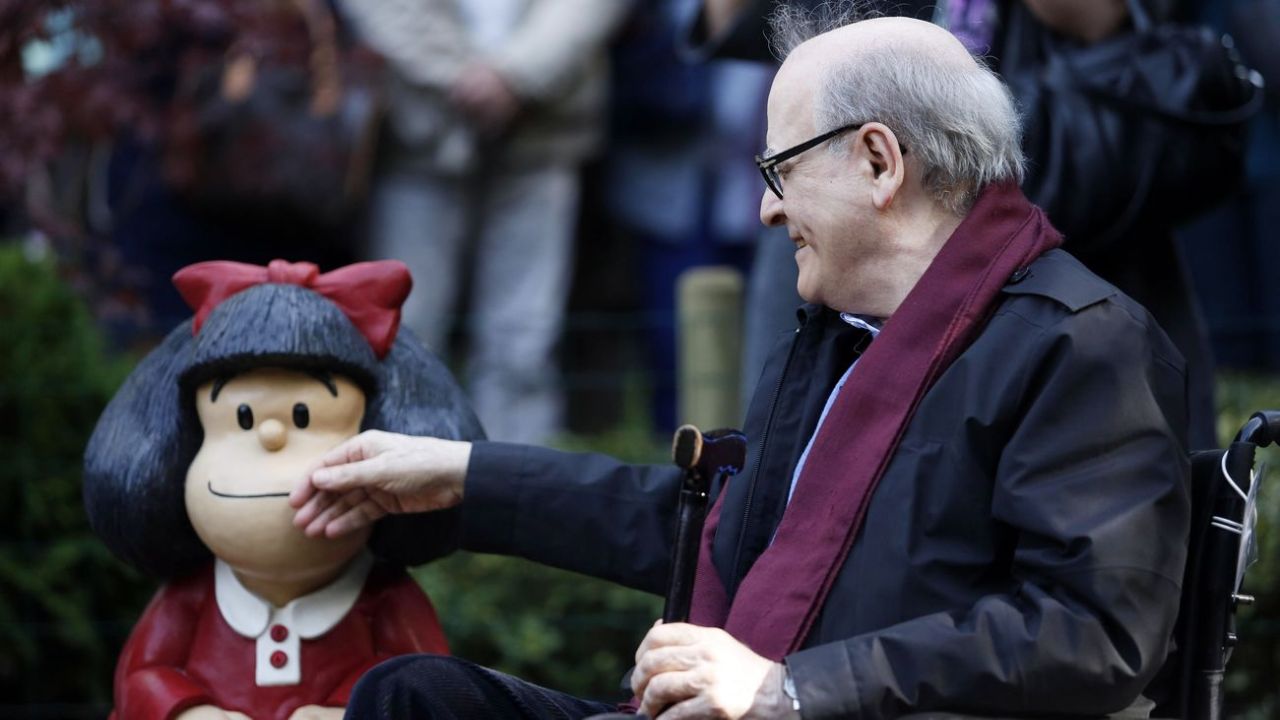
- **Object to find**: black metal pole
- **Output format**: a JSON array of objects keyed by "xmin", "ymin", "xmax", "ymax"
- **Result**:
[{"xmin": 663, "ymin": 425, "xmax": 708, "ymax": 624}]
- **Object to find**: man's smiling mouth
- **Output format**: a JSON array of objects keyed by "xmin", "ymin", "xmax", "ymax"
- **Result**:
[{"xmin": 207, "ymin": 481, "xmax": 290, "ymax": 499}]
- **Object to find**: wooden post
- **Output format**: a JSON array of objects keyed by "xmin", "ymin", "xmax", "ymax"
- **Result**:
[{"xmin": 677, "ymin": 267, "xmax": 743, "ymax": 430}]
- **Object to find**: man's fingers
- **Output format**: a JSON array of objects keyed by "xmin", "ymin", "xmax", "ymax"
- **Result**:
[
  {"xmin": 303, "ymin": 490, "xmax": 387, "ymax": 539},
  {"xmin": 303, "ymin": 496, "xmax": 348, "ymax": 538},
  {"xmin": 296, "ymin": 432, "xmax": 466, "ymax": 527},
  {"xmin": 311, "ymin": 455, "xmax": 388, "ymax": 493},
  {"xmin": 314, "ymin": 436, "xmax": 367, "ymax": 469},
  {"xmin": 288, "ymin": 474, "xmax": 317, "ymax": 508},
  {"xmin": 325, "ymin": 497, "xmax": 387, "ymax": 537},
  {"xmin": 636, "ymin": 621, "xmax": 704, "ymax": 663},
  {"xmin": 631, "ymin": 646, "xmax": 700, "ymax": 699},
  {"xmin": 637, "ymin": 669, "xmax": 699, "ymax": 719},
  {"xmin": 293, "ymin": 490, "xmax": 335, "ymax": 530},
  {"xmin": 314, "ymin": 430, "xmax": 387, "ymax": 470},
  {"xmin": 292, "ymin": 432, "xmax": 390, "ymax": 505},
  {"xmin": 303, "ymin": 490, "xmax": 365, "ymax": 537}
]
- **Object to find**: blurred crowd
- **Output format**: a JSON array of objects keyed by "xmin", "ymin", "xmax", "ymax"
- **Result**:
[{"xmin": 1, "ymin": 0, "xmax": 1278, "ymax": 446}]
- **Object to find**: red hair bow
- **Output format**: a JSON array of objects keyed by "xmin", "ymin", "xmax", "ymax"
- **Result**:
[{"xmin": 173, "ymin": 259, "xmax": 413, "ymax": 359}]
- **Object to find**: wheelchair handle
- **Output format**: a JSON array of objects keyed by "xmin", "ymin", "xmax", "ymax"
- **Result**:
[{"xmin": 1235, "ymin": 410, "xmax": 1280, "ymax": 446}]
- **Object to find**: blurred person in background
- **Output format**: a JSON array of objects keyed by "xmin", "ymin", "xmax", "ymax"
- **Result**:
[
  {"xmin": 1178, "ymin": 0, "xmax": 1280, "ymax": 376},
  {"xmin": 338, "ymin": 0, "xmax": 632, "ymax": 445},
  {"xmin": 603, "ymin": 0, "xmax": 773, "ymax": 433}
]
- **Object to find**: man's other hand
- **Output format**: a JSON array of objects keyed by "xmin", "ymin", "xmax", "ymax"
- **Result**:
[
  {"xmin": 289, "ymin": 430, "xmax": 471, "ymax": 538},
  {"xmin": 449, "ymin": 63, "xmax": 520, "ymax": 134},
  {"xmin": 632, "ymin": 622, "xmax": 798, "ymax": 719}
]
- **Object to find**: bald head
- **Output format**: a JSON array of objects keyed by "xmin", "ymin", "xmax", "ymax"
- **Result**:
[
  {"xmin": 766, "ymin": 11, "xmax": 1024, "ymax": 214},
  {"xmin": 788, "ymin": 17, "xmax": 977, "ymax": 77}
]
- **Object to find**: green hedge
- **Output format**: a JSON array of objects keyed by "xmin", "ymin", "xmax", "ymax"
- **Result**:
[{"xmin": 0, "ymin": 245, "xmax": 154, "ymax": 719}]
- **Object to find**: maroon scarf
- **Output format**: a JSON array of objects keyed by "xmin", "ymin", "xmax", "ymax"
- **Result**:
[{"xmin": 686, "ymin": 181, "xmax": 1062, "ymax": 659}]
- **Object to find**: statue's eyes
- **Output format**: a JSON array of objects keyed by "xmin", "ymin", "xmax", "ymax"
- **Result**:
[
  {"xmin": 237, "ymin": 404, "xmax": 254, "ymax": 430},
  {"xmin": 293, "ymin": 403, "xmax": 310, "ymax": 429}
]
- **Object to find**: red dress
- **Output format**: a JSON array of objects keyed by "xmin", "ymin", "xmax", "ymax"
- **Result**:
[{"xmin": 110, "ymin": 559, "xmax": 448, "ymax": 720}]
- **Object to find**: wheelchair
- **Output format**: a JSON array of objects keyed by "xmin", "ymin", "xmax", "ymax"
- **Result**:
[{"xmin": 1150, "ymin": 410, "xmax": 1278, "ymax": 719}]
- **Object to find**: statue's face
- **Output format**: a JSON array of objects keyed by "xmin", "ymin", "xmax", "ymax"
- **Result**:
[{"xmin": 186, "ymin": 367, "xmax": 369, "ymax": 590}]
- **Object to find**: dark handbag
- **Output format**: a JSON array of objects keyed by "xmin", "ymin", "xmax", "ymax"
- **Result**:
[
  {"xmin": 1228, "ymin": 0, "xmax": 1280, "ymax": 98},
  {"xmin": 1000, "ymin": 0, "xmax": 1264, "ymax": 249},
  {"xmin": 164, "ymin": 0, "xmax": 381, "ymax": 229}
]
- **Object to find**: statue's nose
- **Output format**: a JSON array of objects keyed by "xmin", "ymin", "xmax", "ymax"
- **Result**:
[{"xmin": 258, "ymin": 418, "xmax": 287, "ymax": 451}]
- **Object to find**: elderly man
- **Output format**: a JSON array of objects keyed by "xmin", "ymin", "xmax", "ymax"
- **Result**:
[{"xmin": 291, "ymin": 13, "xmax": 1189, "ymax": 720}]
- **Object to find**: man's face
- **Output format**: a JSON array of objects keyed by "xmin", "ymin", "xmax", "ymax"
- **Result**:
[
  {"xmin": 185, "ymin": 367, "xmax": 369, "ymax": 587},
  {"xmin": 758, "ymin": 61, "xmax": 893, "ymax": 315}
]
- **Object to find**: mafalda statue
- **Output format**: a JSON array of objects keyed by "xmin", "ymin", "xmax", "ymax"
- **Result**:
[{"xmin": 84, "ymin": 259, "xmax": 482, "ymax": 720}]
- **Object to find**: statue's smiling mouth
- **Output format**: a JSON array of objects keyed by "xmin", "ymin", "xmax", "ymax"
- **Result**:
[{"xmin": 207, "ymin": 481, "xmax": 290, "ymax": 499}]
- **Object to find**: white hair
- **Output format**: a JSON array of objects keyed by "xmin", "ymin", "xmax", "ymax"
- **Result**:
[{"xmin": 769, "ymin": 2, "xmax": 1025, "ymax": 214}]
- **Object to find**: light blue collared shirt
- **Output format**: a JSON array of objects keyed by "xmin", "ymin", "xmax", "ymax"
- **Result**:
[{"xmin": 784, "ymin": 313, "xmax": 882, "ymax": 508}]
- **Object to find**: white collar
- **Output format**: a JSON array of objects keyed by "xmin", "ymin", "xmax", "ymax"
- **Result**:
[
  {"xmin": 839, "ymin": 312, "xmax": 882, "ymax": 337},
  {"xmin": 215, "ymin": 550, "xmax": 374, "ymax": 640}
]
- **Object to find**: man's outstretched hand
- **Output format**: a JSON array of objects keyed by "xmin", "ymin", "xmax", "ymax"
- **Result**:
[
  {"xmin": 289, "ymin": 430, "xmax": 471, "ymax": 538},
  {"xmin": 632, "ymin": 622, "xmax": 798, "ymax": 720}
]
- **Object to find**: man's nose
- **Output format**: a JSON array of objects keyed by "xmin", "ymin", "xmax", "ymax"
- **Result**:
[
  {"xmin": 258, "ymin": 418, "xmax": 287, "ymax": 451},
  {"xmin": 760, "ymin": 189, "xmax": 784, "ymax": 227}
]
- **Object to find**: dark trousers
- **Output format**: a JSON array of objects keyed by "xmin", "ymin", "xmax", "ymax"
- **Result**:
[{"xmin": 345, "ymin": 655, "xmax": 618, "ymax": 719}]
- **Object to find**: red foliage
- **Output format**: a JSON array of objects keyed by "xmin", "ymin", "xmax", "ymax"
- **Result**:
[{"xmin": 0, "ymin": 0, "xmax": 320, "ymax": 197}]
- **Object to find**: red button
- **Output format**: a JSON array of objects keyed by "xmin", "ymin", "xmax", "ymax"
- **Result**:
[
  {"xmin": 270, "ymin": 624, "xmax": 288, "ymax": 642},
  {"xmin": 270, "ymin": 650, "xmax": 288, "ymax": 668}
]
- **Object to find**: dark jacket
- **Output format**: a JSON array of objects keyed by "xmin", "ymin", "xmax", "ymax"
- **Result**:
[{"xmin": 461, "ymin": 249, "xmax": 1190, "ymax": 718}]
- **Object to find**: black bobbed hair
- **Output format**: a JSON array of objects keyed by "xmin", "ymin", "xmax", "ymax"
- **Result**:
[
  {"xmin": 83, "ymin": 283, "xmax": 485, "ymax": 580},
  {"xmin": 181, "ymin": 284, "xmax": 379, "ymax": 396}
]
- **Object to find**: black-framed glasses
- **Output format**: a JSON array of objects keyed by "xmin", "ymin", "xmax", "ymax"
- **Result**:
[
  {"xmin": 755, "ymin": 122, "xmax": 906, "ymax": 199},
  {"xmin": 755, "ymin": 123, "xmax": 862, "ymax": 200}
]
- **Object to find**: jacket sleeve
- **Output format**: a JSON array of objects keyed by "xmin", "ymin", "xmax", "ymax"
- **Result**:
[
  {"xmin": 114, "ymin": 582, "xmax": 215, "ymax": 720},
  {"xmin": 460, "ymin": 442, "xmax": 682, "ymax": 595},
  {"xmin": 786, "ymin": 301, "xmax": 1191, "ymax": 718},
  {"xmin": 488, "ymin": 0, "xmax": 633, "ymax": 101}
]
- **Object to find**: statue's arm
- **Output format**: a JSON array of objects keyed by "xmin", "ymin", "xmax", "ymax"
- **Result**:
[{"xmin": 114, "ymin": 581, "xmax": 217, "ymax": 720}]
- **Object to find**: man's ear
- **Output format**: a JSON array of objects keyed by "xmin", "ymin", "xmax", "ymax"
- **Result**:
[{"xmin": 856, "ymin": 123, "xmax": 906, "ymax": 210}]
